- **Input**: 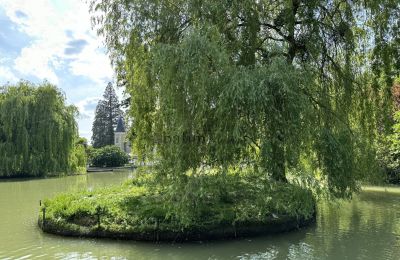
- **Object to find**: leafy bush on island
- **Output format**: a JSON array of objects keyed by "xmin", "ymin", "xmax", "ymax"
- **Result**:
[
  {"xmin": 41, "ymin": 169, "xmax": 315, "ymax": 239},
  {"xmin": 90, "ymin": 145, "xmax": 129, "ymax": 168}
]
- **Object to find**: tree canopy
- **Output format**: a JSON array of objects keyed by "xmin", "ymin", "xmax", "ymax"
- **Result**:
[
  {"xmin": 91, "ymin": 82, "xmax": 123, "ymax": 148},
  {"xmin": 90, "ymin": 0, "xmax": 399, "ymax": 198},
  {"xmin": 0, "ymin": 81, "xmax": 85, "ymax": 177},
  {"xmin": 90, "ymin": 145, "xmax": 129, "ymax": 167}
]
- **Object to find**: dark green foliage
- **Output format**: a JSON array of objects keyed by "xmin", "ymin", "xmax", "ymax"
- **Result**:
[
  {"xmin": 86, "ymin": 145, "xmax": 96, "ymax": 165},
  {"xmin": 90, "ymin": 145, "xmax": 129, "ymax": 167},
  {"xmin": 0, "ymin": 81, "xmax": 85, "ymax": 177},
  {"xmin": 377, "ymin": 112, "xmax": 400, "ymax": 183},
  {"xmin": 375, "ymin": 80, "xmax": 400, "ymax": 183},
  {"xmin": 91, "ymin": 82, "xmax": 122, "ymax": 148}
]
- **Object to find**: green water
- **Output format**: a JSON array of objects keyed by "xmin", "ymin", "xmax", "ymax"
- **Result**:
[{"xmin": 0, "ymin": 172, "xmax": 400, "ymax": 259}]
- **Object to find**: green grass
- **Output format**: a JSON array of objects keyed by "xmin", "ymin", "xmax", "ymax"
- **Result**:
[{"xmin": 40, "ymin": 171, "xmax": 316, "ymax": 239}]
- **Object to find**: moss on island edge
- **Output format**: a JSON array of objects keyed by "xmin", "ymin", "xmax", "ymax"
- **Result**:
[{"xmin": 38, "ymin": 173, "xmax": 316, "ymax": 242}]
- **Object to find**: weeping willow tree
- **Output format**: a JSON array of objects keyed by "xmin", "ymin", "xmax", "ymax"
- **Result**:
[
  {"xmin": 90, "ymin": 0, "xmax": 399, "ymax": 198},
  {"xmin": 0, "ymin": 81, "xmax": 86, "ymax": 177}
]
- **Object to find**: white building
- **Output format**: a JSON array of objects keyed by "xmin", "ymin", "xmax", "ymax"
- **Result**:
[{"xmin": 114, "ymin": 116, "xmax": 131, "ymax": 154}]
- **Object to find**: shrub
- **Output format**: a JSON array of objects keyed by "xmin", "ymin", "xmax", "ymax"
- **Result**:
[{"xmin": 90, "ymin": 145, "xmax": 129, "ymax": 167}]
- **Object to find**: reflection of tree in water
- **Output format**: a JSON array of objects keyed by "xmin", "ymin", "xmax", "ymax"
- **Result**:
[
  {"xmin": 305, "ymin": 191, "xmax": 400, "ymax": 260},
  {"xmin": 236, "ymin": 242, "xmax": 316, "ymax": 260},
  {"xmin": 237, "ymin": 247, "xmax": 279, "ymax": 260}
]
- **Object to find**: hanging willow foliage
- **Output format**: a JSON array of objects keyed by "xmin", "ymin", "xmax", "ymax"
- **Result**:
[
  {"xmin": 90, "ymin": 0, "xmax": 399, "ymax": 198},
  {"xmin": 0, "ymin": 81, "xmax": 85, "ymax": 177}
]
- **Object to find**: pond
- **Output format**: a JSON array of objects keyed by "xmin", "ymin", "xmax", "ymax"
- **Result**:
[{"xmin": 0, "ymin": 171, "xmax": 399, "ymax": 259}]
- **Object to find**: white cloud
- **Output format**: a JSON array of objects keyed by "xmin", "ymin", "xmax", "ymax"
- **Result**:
[
  {"xmin": 14, "ymin": 43, "xmax": 59, "ymax": 84},
  {"xmin": 0, "ymin": 66, "xmax": 18, "ymax": 84},
  {"xmin": 76, "ymin": 96, "xmax": 101, "ymax": 120},
  {"xmin": 75, "ymin": 96, "xmax": 102, "ymax": 141},
  {"xmin": 68, "ymin": 38, "xmax": 114, "ymax": 84},
  {"xmin": 0, "ymin": 0, "xmax": 115, "ymax": 139},
  {"xmin": 0, "ymin": 0, "xmax": 113, "ymax": 84}
]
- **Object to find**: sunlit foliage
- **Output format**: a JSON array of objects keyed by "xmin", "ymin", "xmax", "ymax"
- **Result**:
[
  {"xmin": 0, "ymin": 81, "xmax": 85, "ymax": 177},
  {"xmin": 90, "ymin": 0, "xmax": 399, "ymax": 198}
]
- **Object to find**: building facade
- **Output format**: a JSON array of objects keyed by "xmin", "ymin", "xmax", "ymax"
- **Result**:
[{"xmin": 114, "ymin": 116, "xmax": 131, "ymax": 154}]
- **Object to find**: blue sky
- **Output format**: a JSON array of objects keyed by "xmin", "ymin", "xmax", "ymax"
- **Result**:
[{"xmin": 0, "ymin": 0, "xmax": 122, "ymax": 141}]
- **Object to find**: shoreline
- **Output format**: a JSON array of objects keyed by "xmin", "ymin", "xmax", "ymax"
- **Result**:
[
  {"xmin": 0, "ymin": 166, "xmax": 135, "ymax": 182},
  {"xmin": 38, "ymin": 213, "xmax": 316, "ymax": 242}
]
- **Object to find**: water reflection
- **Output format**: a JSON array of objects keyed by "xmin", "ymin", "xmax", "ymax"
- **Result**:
[{"xmin": 0, "ymin": 173, "xmax": 399, "ymax": 259}]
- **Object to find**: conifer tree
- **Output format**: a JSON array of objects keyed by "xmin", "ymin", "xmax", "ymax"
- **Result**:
[{"xmin": 91, "ymin": 82, "xmax": 122, "ymax": 148}]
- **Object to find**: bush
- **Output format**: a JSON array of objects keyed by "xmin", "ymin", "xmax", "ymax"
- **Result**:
[{"xmin": 90, "ymin": 145, "xmax": 129, "ymax": 167}]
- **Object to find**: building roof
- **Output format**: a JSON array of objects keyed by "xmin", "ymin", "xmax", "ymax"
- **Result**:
[{"xmin": 115, "ymin": 116, "xmax": 126, "ymax": 132}]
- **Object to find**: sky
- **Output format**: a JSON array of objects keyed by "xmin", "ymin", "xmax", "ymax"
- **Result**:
[{"xmin": 0, "ymin": 0, "xmax": 122, "ymax": 141}]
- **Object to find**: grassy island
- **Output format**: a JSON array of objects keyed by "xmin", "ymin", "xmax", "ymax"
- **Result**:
[{"xmin": 39, "ymin": 170, "xmax": 315, "ymax": 241}]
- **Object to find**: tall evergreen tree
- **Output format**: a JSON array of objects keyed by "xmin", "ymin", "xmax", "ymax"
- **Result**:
[
  {"xmin": 91, "ymin": 100, "xmax": 108, "ymax": 148},
  {"xmin": 91, "ymin": 82, "xmax": 122, "ymax": 148}
]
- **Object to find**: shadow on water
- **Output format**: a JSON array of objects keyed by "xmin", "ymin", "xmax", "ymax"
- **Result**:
[{"xmin": 0, "ymin": 173, "xmax": 86, "ymax": 183}]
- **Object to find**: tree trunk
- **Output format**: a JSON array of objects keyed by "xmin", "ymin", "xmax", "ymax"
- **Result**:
[
  {"xmin": 269, "ymin": 0, "xmax": 299, "ymax": 183},
  {"xmin": 270, "ymin": 94, "xmax": 287, "ymax": 183}
]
